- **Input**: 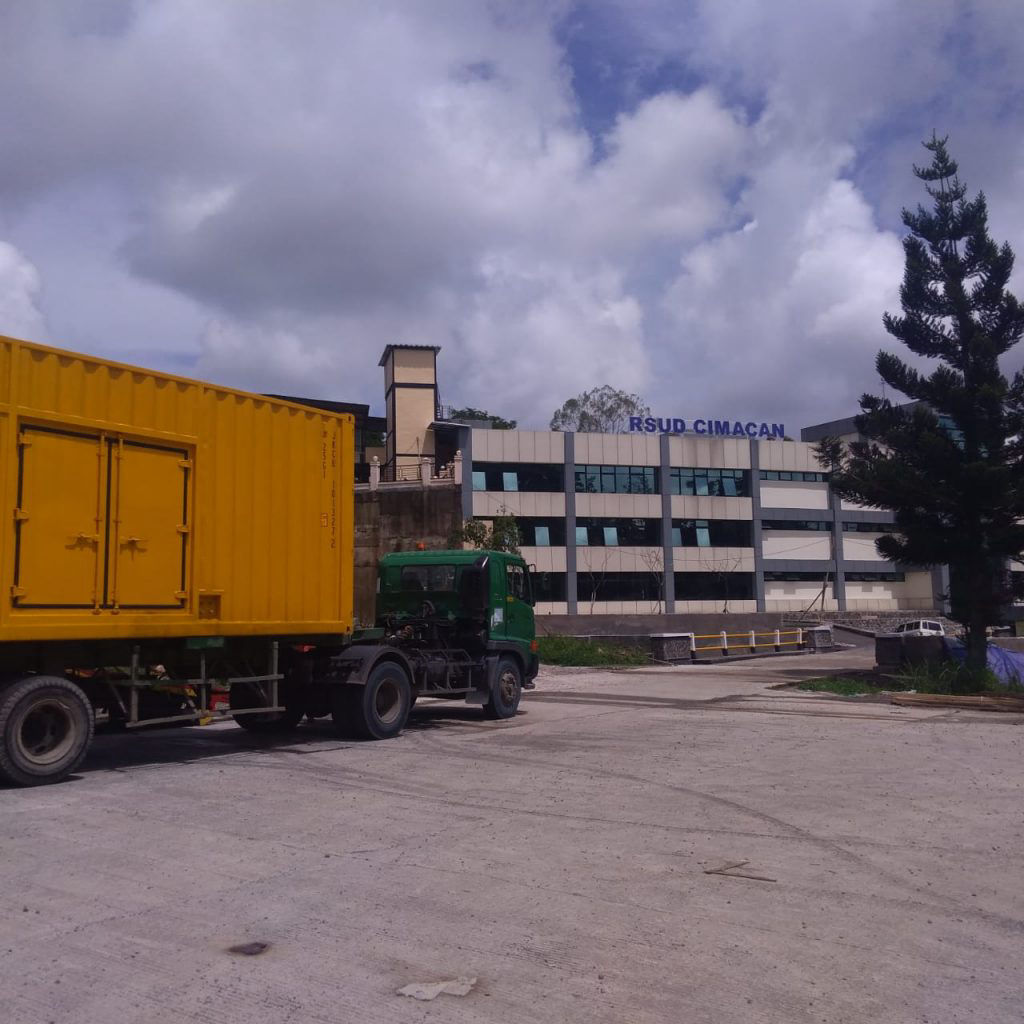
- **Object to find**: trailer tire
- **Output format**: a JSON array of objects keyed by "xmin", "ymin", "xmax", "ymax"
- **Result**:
[
  {"xmin": 230, "ymin": 683, "xmax": 303, "ymax": 734},
  {"xmin": 0, "ymin": 676, "xmax": 94, "ymax": 787},
  {"xmin": 332, "ymin": 662, "xmax": 411, "ymax": 740},
  {"xmin": 483, "ymin": 657, "xmax": 522, "ymax": 720}
]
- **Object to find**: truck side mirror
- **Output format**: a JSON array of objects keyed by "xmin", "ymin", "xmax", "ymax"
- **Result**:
[{"xmin": 458, "ymin": 556, "xmax": 489, "ymax": 618}]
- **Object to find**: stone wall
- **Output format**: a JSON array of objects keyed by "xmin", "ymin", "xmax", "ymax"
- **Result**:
[
  {"xmin": 537, "ymin": 612, "xmax": 786, "ymax": 636},
  {"xmin": 354, "ymin": 481, "xmax": 462, "ymax": 625}
]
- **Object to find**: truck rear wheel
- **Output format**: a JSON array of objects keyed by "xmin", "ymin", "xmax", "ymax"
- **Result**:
[
  {"xmin": 483, "ymin": 657, "xmax": 522, "ymax": 720},
  {"xmin": 0, "ymin": 676, "xmax": 94, "ymax": 787},
  {"xmin": 230, "ymin": 683, "xmax": 303, "ymax": 734},
  {"xmin": 332, "ymin": 662, "xmax": 411, "ymax": 740}
]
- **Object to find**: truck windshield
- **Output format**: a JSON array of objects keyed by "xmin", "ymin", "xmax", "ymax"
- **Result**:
[{"xmin": 398, "ymin": 565, "xmax": 457, "ymax": 592}]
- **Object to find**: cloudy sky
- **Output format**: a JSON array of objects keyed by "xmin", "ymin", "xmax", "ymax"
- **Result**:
[{"xmin": 2, "ymin": 1, "xmax": 1023, "ymax": 430}]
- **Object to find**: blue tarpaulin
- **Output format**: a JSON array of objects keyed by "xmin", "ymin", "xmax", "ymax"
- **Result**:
[{"xmin": 942, "ymin": 638, "xmax": 1024, "ymax": 688}]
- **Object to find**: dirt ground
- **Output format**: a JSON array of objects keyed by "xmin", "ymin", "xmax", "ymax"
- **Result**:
[{"xmin": 2, "ymin": 647, "xmax": 1022, "ymax": 1024}]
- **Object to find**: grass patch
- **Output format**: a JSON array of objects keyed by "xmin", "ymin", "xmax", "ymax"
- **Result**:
[
  {"xmin": 799, "ymin": 662, "xmax": 1018, "ymax": 697},
  {"xmin": 537, "ymin": 634, "xmax": 650, "ymax": 667},
  {"xmin": 796, "ymin": 676, "xmax": 888, "ymax": 696},
  {"xmin": 893, "ymin": 659, "xmax": 1009, "ymax": 695}
]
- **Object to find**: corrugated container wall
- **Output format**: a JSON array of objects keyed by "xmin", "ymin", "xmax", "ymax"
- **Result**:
[{"xmin": 0, "ymin": 337, "xmax": 354, "ymax": 642}]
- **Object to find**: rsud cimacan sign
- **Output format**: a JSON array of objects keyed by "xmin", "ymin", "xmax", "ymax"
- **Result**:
[{"xmin": 628, "ymin": 416, "xmax": 786, "ymax": 439}]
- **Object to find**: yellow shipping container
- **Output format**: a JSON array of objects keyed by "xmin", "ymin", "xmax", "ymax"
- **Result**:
[{"xmin": 0, "ymin": 335, "xmax": 354, "ymax": 642}]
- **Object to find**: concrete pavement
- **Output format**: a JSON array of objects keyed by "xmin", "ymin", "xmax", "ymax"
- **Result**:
[{"xmin": 1, "ymin": 649, "xmax": 1022, "ymax": 1024}]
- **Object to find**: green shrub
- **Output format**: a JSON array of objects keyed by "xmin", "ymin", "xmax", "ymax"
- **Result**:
[
  {"xmin": 895, "ymin": 659, "xmax": 1003, "ymax": 695},
  {"xmin": 537, "ymin": 634, "xmax": 649, "ymax": 667}
]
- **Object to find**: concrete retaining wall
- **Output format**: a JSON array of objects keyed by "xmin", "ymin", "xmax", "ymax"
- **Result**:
[{"xmin": 354, "ymin": 482, "xmax": 462, "ymax": 624}]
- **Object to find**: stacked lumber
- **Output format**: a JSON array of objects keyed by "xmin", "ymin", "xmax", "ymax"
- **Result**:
[{"xmin": 890, "ymin": 692, "xmax": 1024, "ymax": 712}]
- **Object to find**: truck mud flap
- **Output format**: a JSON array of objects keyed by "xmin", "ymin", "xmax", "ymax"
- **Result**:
[
  {"xmin": 466, "ymin": 656, "xmax": 500, "ymax": 705},
  {"xmin": 328, "ymin": 645, "xmax": 414, "ymax": 687}
]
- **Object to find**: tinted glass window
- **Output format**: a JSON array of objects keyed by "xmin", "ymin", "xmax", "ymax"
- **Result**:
[
  {"xmin": 674, "ymin": 572, "xmax": 755, "ymax": 600},
  {"xmin": 577, "ymin": 572, "xmax": 663, "ymax": 602},
  {"xmin": 400, "ymin": 565, "xmax": 456, "ymax": 592},
  {"xmin": 515, "ymin": 518, "xmax": 566, "ymax": 546},
  {"xmin": 761, "ymin": 520, "xmax": 830, "ymax": 531},
  {"xmin": 574, "ymin": 465, "xmax": 658, "ymax": 494},
  {"xmin": 669, "ymin": 468, "xmax": 750, "ymax": 497},
  {"xmin": 671, "ymin": 519, "xmax": 752, "ymax": 547},
  {"xmin": 472, "ymin": 462, "xmax": 564, "ymax": 492},
  {"xmin": 532, "ymin": 571, "xmax": 567, "ymax": 602},
  {"xmin": 575, "ymin": 518, "xmax": 660, "ymax": 546}
]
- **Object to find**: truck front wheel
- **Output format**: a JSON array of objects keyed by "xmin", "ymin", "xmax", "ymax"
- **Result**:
[
  {"xmin": 333, "ymin": 662, "xmax": 411, "ymax": 740},
  {"xmin": 0, "ymin": 676, "xmax": 94, "ymax": 787},
  {"xmin": 483, "ymin": 657, "xmax": 522, "ymax": 720}
]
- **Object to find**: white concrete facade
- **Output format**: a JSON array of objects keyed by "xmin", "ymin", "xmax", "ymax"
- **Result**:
[{"xmin": 449, "ymin": 424, "xmax": 939, "ymax": 617}]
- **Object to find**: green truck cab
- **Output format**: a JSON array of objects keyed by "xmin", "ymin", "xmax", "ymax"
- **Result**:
[{"xmin": 326, "ymin": 549, "xmax": 539, "ymax": 739}]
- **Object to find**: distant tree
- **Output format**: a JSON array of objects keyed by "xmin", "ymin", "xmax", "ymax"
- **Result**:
[
  {"xmin": 816, "ymin": 135, "xmax": 1024, "ymax": 678},
  {"xmin": 449, "ymin": 510, "xmax": 521, "ymax": 555},
  {"xmin": 446, "ymin": 406, "xmax": 517, "ymax": 430},
  {"xmin": 550, "ymin": 385, "xmax": 650, "ymax": 433}
]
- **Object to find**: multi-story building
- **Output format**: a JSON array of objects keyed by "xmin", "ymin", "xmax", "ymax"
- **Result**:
[{"xmin": 372, "ymin": 344, "xmax": 945, "ymax": 617}]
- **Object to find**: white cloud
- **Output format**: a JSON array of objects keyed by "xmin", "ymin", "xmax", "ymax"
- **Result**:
[
  {"xmin": 663, "ymin": 155, "xmax": 904, "ymax": 425},
  {"xmin": 0, "ymin": 242, "xmax": 48, "ymax": 342},
  {"xmin": 0, "ymin": 1, "xmax": 1021, "ymax": 427}
]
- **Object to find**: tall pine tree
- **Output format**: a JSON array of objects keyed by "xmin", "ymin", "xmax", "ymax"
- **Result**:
[{"xmin": 818, "ymin": 136, "xmax": 1024, "ymax": 673}]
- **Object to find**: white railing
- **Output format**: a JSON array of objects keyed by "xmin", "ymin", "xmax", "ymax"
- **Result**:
[{"xmin": 365, "ymin": 451, "xmax": 463, "ymax": 490}]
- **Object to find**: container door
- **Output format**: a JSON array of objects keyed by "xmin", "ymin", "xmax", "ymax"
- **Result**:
[
  {"xmin": 14, "ymin": 427, "xmax": 105, "ymax": 608},
  {"xmin": 108, "ymin": 441, "xmax": 189, "ymax": 608}
]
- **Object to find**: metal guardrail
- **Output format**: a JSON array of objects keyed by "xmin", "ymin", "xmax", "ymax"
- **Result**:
[{"xmin": 692, "ymin": 629, "xmax": 804, "ymax": 653}]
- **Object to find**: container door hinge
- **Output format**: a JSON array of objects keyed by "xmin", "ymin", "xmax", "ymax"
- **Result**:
[
  {"xmin": 13, "ymin": 509, "xmax": 28, "ymax": 522},
  {"xmin": 176, "ymin": 525, "xmax": 190, "ymax": 534},
  {"xmin": 10, "ymin": 586, "xmax": 26, "ymax": 599},
  {"xmin": 178, "ymin": 460, "xmax": 192, "ymax": 470}
]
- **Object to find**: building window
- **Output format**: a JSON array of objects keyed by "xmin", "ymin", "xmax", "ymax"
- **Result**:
[
  {"xmin": 575, "ymin": 517, "xmax": 661, "ymax": 546},
  {"xmin": 759, "ymin": 470, "xmax": 829, "ymax": 482},
  {"xmin": 764, "ymin": 571, "xmax": 834, "ymax": 595},
  {"xmin": 842, "ymin": 521, "xmax": 893, "ymax": 532},
  {"xmin": 471, "ymin": 462, "xmax": 564, "ymax": 492},
  {"xmin": 844, "ymin": 572, "xmax": 905, "ymax": 582},
  {"xmin": 669, "ymin": 468, "xmax": 750, "ymax": 497},
  {"xmin": 674, "ymin": 572, "xmax": 755, "ymax": 601},
  {"xmin": 574, "ymin": 465, "xmax": 658, "ymax": 494},
  {"xmin": 761, "ymin": 519, "xmax": 831, "ymax": 531},
  {"xmin": 577, "ymin": 572, "xmax": 663, "ymax": 602},
  {"xmin": 515, "ymin": 518, "xmax": 566, "ymax": 547},
  {"xmin": 532, "ymin": 571, "xmax": 567, "ymax": 602},
  {"xmin": 671, "ymin": 519, "xmax": 752, "ymax": 547}
]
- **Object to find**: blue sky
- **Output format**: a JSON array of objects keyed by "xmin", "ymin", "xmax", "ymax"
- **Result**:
[{"xmin": 1, "ymin": 1, "xmax": 1023, "ymax": 428}]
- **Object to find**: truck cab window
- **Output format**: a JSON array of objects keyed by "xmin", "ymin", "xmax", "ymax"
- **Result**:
[{"xmin": 506, "ymin": 564, "xmax": 526, "ymax": 600}]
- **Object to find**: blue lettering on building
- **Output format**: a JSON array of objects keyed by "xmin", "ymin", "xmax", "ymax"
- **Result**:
[{"xmin": 626, "ymin": 416, "xmax": 785, "ymax": 438}]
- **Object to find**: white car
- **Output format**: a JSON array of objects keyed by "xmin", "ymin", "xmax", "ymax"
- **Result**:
[{"xmin": 893, "ymin": 619, "xmax": 945, "ymax": 637}]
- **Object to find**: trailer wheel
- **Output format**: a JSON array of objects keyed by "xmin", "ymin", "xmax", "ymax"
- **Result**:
[
  {"xmin": 483, "ymin": 657, "xmax": 522, "ymax": 720},
  {"xmin": 230, "ymin": 683, "xmax": 303, "ymax": 734},
  {"xmin": 0, "ymin": 676, "xmax": 94, "ymax": 787},
  {"xmin": 333, "ymin": 662, "xmax": 411, "ymax": 740}
]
